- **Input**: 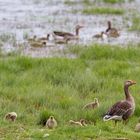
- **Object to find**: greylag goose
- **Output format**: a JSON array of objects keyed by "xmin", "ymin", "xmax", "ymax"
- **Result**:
[
  {"xmin": 46, "ymin": 116, "xmax": 57, "ymax": 129},
  {"xmin": 103, "ymin": 80, "xmax": 136, "ymax": 124},
  {"xmin": 53, "ymin": 25, "xmax": 84, "ymax": 40},
  {"xmin": 5, "ymin": 112, "xmax": 17, "ymax": 122},
  {"xmin": 83, "ymin": 98, "xmax": 99, "ymax": 109},
  {"xmin": 105, "ymin": 21, "xmax": 120, "ymax": 38},
  {"xmin": 69, "ymin": 119, "xmax": 87, "ymax": 126}
]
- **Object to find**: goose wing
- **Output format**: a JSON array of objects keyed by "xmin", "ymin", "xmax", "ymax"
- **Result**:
[
  {"xmin": 53, "ymin": 31, "xmax": 74, "ymax": 37},
  {"xmin": 107, "ymin": 101, "xmax": 132, "ymax": 117}
]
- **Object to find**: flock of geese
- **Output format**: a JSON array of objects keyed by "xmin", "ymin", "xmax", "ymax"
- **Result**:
[
  {"xmin": 5, "ymin": 80, "xmax": 140, "ymax": 132},
  {"xmin": 27, "ymin": 21, "xmax": 120, "ymax": 48}
]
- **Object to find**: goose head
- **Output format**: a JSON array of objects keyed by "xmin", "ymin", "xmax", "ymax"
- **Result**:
[
  {"xmin": 50, "ymin": 116, "xmax": 54, "ymax": 120},
  {"xmin": 47, "ymin": 34, "xmax": 50, "ymax": 40},
  {"xmin": 94, "ymin": 98, "xmax": 98, "ymax": 103},
  {"xmin": 124, "ymin": 80, "xmax": 136, "ymax": 87},
  {"xmin": 76, "ymin": 25, "xmax": 84, "ymax": 30}
]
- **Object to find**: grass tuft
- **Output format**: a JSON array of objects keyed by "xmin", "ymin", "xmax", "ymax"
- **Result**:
[{"xmin": 82, "ymin": 7, "xmax": 124, "ymax": 15}]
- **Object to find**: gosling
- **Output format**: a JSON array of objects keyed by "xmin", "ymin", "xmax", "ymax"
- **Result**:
[
  {"xmin": 83, "ymin": 98, "xmax": 99, "ymax": 110},
  {"xmin": 69, "ymin": 119, "xmax": 87, "ymax": 127},
  {"xmin": 5, "ymin": 112, "xmax": 17, "ymax": 122},
  {"xmin": 46, "ymin": 116, "xmax": 57, "ymax": 129}
]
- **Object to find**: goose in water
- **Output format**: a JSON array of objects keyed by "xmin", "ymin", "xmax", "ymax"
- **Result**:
[
  {"xmin": 105, "ymin": 21, "xmax": 120, "ymax": 38},
  {"xmin": 53, "ymin": 25, "xmax": 84, "ymax": 40}
]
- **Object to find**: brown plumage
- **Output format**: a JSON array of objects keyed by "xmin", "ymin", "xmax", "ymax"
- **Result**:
[
  {"xmin": 69, "ymin": 119, "xmax": 87, "ymax": 127},
  {"xmin": 46, "ymin": 116, "xmax": 57, "ymax": 129},
  {"xmin": 27, "ymin": 35, "xmax": 37, "ymax": 42},
  {"xmin": 55, "ymin": 36, "xmax": 70, "ymax": 44},
  {"xmin": 5, "ymin": 112, "xmax": 17, "ymax": 122},
  {"xmin": 103, "ymin": 80, "xmax": 136, "ymax": 123},
  {"xmin": 29, "ymin": 41, "xmax": 46, "ymax": 48},
  {"xmin": 105, "ymin": 21, "xmax": 120, "ymax": 38},
  {"xmin": 83, "ymin": 98, "xmax": 99, "ymax": 109},
  {"xmin": 53, "ymin": 25, "xmax": 84, "ymax": 39}
]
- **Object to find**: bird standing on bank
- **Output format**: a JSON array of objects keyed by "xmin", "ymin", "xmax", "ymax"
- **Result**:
[{"xmin": 103, "ymin": 80, "xmax": 136, "ymax": 124}]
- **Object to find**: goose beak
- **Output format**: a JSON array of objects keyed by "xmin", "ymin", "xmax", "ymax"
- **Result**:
[{"xmin": 132, "ymin": 81, "xmax": 136, "ymax": 84}]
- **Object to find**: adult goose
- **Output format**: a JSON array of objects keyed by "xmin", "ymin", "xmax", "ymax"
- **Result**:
[
  {"xmin": 103, "ymin": 80, "xmax": 136, "ymax": 124},
  {"xmin": 53, "ymin": 25, "xmax": 84, "ymax": 40},
  {"xmin": 106, "ymin": 21, "xmax": 120, "ymax": 38}
]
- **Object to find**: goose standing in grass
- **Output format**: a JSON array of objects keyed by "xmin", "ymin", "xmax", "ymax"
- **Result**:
[
  {"xmin": 69, "ymin": 119, "xmax": 87, "ymax": 127},
  {"xmin": 5, "ymin": 112, "xmax": 17, "ymax": 122},
  {"xmin": 46, "ymin": 116, "xmax": 57, "ymax": 129},
  {"xmin": 83, "ymin": 98, "xmax": 99, "ymax": 109},
  {"xmin": 103, "ymin": 80, "xmax": 136, "ymax": 124},
  {"xmin": 53, "ymin": 25, "xmax": 84, "ymax": 40},
  {"xmin": 105, "ymin": 21, "xmax": 120, "ymax": 38}
]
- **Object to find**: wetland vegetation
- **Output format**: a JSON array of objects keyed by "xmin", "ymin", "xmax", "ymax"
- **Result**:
[{"xmin": 0, "ymin": 0, "xmax": 140, "ymax": 139}]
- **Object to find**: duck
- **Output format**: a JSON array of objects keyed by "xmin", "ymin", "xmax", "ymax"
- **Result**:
[
  {"xmin": 83, "ymin": 98, "xmax": 99, "ymax": 110},
  {"xmin": 53, "ymin": 25, "xmax": 84, "ymax": 40},
  {"xmin": 38, "ymin": 34, "xmax": 50, "ymax": 41},
  {"xmin": 93, "ymin": 31, "xmax": 108, "ymax": 40},
  {"xmin": 29, "ymin": 41, "xmax": 46, "ymax": 48},
  {"xmin": 103, "ymin": 80, "xmax": 136, "ymax": 124},
  {"xmin": 69, "ymin": 119, "xmax": 87, "ymax": 127},
  {"xmin": 46, "ymin": 116, "xmax": 57, "ymax": 129},
  {"xmin": 5, "ymin": 112, "xmax": 17, "ymax": 122},
  {"xmin": 105, "ymin": 21, "xmax": 120, "ymax": 38}
]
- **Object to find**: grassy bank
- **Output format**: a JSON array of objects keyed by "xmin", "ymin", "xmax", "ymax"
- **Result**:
[
  {"xmin": 82, "ymin": 7, "xmax": 124, "ymax": 15},
  {"xmin": 0, "ymin": 44, "xmax": 140, "ymax": 139}
]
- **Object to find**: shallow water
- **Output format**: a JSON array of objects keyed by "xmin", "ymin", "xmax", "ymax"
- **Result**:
[{"xmin": 0, "ymin": 0, "xmax": 140, "ymax": 57}]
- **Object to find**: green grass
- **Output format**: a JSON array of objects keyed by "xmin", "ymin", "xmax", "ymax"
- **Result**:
[
  {"xmin": 82, "ymin": 7, "xmax": 124, "ymax": 15},
  {"xmin": 130, "ymin": 16, "xmax": 140, "ymax": 31},
  {"xmin": 102, "ymin": 0, "xmax": 125, "ymax": 3},
  {"xmin": 1, "ymin": 44, "xmax": 140, "ymax": 139},
  {"xmin": 64, "ymin": 0, "xmax": 91, "ymax": 5}
]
